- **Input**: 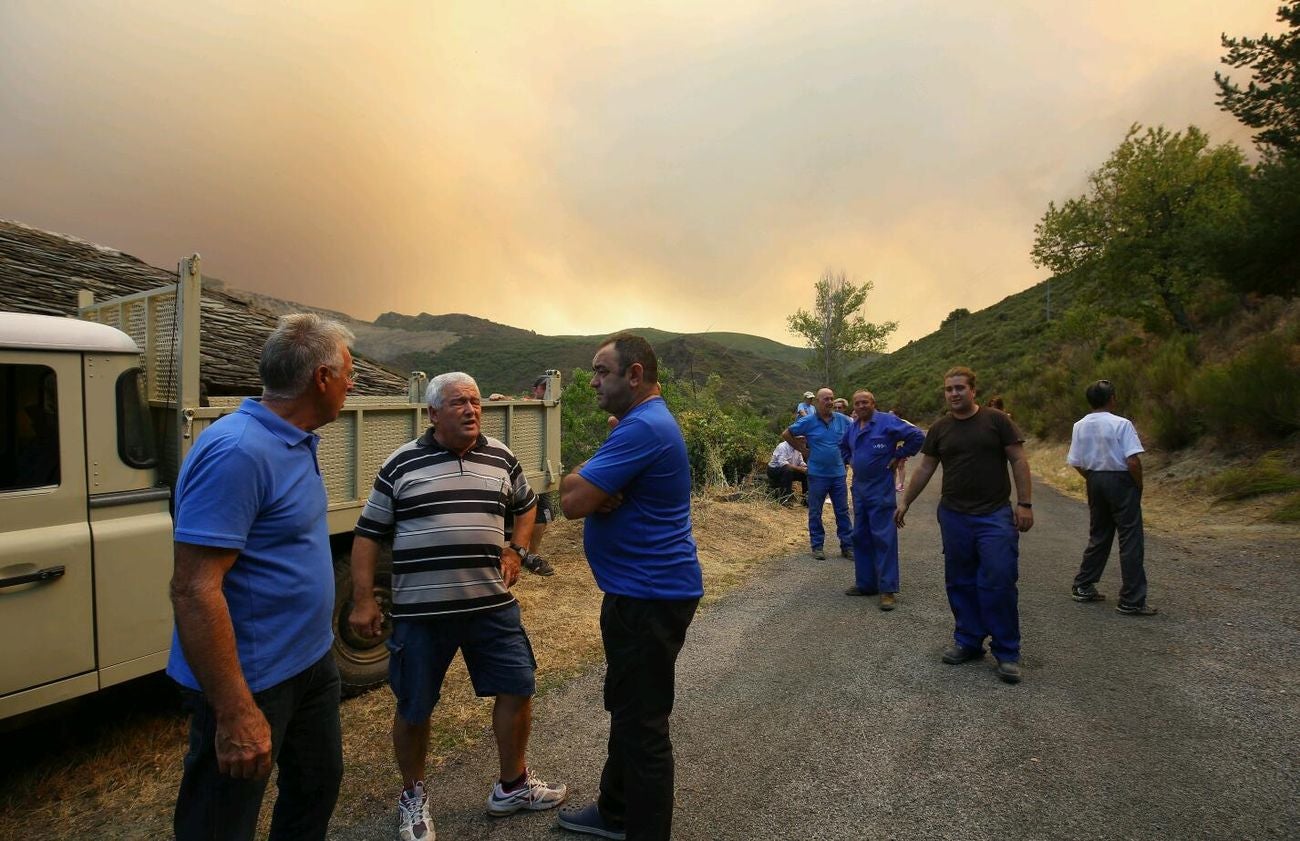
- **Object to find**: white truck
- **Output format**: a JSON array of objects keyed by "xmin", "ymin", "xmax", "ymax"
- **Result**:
[{"xmin": 0, "ymin": 256, "xmax": 561, "ymax": 720}]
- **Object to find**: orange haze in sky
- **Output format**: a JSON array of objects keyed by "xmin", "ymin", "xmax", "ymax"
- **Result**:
[{"xmin": 0, "ymin": 1, "xmax": 1282, "ymax": 349}]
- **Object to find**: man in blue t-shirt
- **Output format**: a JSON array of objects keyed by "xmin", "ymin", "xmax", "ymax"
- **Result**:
[
  {"xmin": 782, "ymin": 387, "xmax": 853, "ymax": 560},
  {"xmin": 558, "ymin": 333, "xmax": 703, "ymax": 841},
  {"xmin": 167, "ymin": 314, "xmax": 354, "ymax": 840},
  {"xmin": 839, "ymin": 390, "xmax": 924, "ymax": 610}
]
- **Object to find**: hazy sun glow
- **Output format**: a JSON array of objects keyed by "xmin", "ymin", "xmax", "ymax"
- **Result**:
[{"xmin": 0, "ymin": 1, "xmax": 1278, "ymax": 348}]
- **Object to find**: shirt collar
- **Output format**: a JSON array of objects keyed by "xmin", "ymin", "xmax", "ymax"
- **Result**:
[
  {"xmin": 418, "ymin": 427, "xmax": 488, "ymax": 454},
  {"xmin": 238, "ymin": 398, "xmax": 314, "ymax": 447}
]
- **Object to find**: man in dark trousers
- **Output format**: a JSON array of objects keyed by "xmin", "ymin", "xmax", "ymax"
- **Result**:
[
  {"xmin": 1067, "ymin": 379, "xmax": 1157, "ymax": 615},
  {"xmin": 558, "ymin": 333, "xmax": 703, "ymax": 841},
  {"xmin": 168, "ymin": 313, "xmax": 353, "ymax": 840},
  {"xmin": 896, "ymin": 367, "xmax": 1034, "ymax": 684}
]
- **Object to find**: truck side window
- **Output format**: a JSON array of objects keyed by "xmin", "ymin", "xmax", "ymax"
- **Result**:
[
  {"xmin": 116, "ymin": 368, "xmax": 158, "ymax": 469},
  {"xmin": 0, "ymin": 364, "xmax": 61, "ymax": 491}
]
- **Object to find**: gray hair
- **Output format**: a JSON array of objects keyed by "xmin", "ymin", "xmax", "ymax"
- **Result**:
[
  {"xmin": 427, "ymin": 372, "xmax": 479, "ymax": 410},
  {"xmin": 259, "ymin": 313, "xmax": 356, "ymax": 400}
]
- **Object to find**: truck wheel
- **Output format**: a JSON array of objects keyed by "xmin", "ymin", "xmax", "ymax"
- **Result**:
[{"xmin": 332, "ymin": 547, "xmax": 394, "ymax": 695}]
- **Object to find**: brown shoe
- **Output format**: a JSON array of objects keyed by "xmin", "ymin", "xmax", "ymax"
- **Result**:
[
  {"xmin": 845, "ymin": 586, "xmax": 877, "ymax": 596},
  {"xmin": 879, "ymin": 593, "xmax": 896, "ymax": 611}
]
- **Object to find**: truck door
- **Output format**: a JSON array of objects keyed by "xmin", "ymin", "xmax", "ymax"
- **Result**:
[{"xmin": 0, "ymin": 354, "xmax": 95, "ymax": 701}]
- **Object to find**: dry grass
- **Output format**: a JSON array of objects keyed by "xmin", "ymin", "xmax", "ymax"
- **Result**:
[
  {"xmin": 0, "ymin": 492, "xmax": 805, "ymax": 839},
  {"xmin": 1026, "ymin": 437, "xmax": 1300, "ymax": 539}
]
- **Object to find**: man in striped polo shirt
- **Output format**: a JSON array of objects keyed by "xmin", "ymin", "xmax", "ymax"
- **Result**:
[{"xmin": 349, "ymin": 372, "xmax": 566, "ymax": 841}]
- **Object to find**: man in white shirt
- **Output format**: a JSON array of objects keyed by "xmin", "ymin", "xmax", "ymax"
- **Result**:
[
  {"xmin": 767, "ymin": 440, "xmax": 808, "ymax": 505},
  {"xmin": 1066, "ymin": 379, "xmax": 1157, "ymax": 616}
]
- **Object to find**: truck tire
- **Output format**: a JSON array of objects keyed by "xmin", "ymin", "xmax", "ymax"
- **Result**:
[{"xmin": 332, "ymin": 546, "xmax": 394, "ymax": 695}]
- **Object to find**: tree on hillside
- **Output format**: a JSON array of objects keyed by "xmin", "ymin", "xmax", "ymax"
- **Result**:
[
  {"xmin": 1216, "ymin": 1, "xmax": 1300, "ymax": 156},
  {"xmin": 1031, "ymin": 124, "xmax": 1249, "ymax": 333},
  {"xmin": 1216, "ymin": 3, "xmax": 1300, "ymax": 297},
  {"xmin": 787, "ymin": 269, "xmax": 896, "ymax": 389}
]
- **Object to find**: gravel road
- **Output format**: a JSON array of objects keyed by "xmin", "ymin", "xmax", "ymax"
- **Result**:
[{"xmin": 331, "ymin": 479, "xmax": 1299, "ymax": 840}]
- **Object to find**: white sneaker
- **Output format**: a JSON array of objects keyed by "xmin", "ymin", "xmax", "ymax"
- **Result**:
[
  {"xmin": 486, "ymin": 768, "xmax": 568, "ymax": 815},
  {"xmin": 398, "ymin": 782, "xmax": 435, "ymax": 841}
]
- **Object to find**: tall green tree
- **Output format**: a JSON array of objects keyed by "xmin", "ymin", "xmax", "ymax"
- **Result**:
[
  {"xmin": 1216, "ymin": 1, "xmax": 1300, "ymax": 156},
  {"xmin": 787, "ymin": 269, "xmax": 896, "ymax": 390},
  {"xmin": 1031, "ymin": 124, "xmax": 1248, "ymax": 333},
  {"xmin": 1216, "ymin": 3, "xmax": 1300, "ymax": 297}
]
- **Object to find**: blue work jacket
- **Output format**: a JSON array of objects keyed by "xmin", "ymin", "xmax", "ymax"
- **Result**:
[{"xmin": 840, "ymin": 412, "xmax": 925, "ymax": 504}]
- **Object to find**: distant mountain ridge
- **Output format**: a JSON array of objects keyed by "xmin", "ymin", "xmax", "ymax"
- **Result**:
[{"xmin": 214, "ymin": 283, "xmax": 813, "ymax": 416}]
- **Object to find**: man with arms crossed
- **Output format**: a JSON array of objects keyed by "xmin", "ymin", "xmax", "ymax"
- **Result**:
[
  {"xmin": 783, "ymin": 387, "xmax": 853, "ymax": 560},
  {"xmin": 1067, "ymin": 379, "xmax": 1157, "ymax": 615},
  {"xmin": 350, "ymin": 372, "xmax": 566, "ymax": 841},
  {"xmin": 558, "ymin": 333, "xmax": 703, "ymax": 841},
  {"xmin": 840, "ymin": 390, "xmax": 924, "ymax": 610},
  {"xmin": 168, "ymin": 313, "xmax": 352, "ymax": 840},
  {"xmin": 895, "ymin": 367, "xmax": 1034, "ymax": 684}
]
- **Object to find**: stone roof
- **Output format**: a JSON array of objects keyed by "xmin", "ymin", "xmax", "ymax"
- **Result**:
[{"xmin": 0, "ymin": 219, "xmax": 408, "ymax": 396}]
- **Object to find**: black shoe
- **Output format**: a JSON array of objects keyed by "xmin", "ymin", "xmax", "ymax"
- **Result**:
[
  {"xmin": 1071, "ymin": 585, "xmax": 1105, "ymax": 602},
  {"xmin": 844, "ymin": 586, "xmax": 877, "ymax": 597},
  {"xmin": 840, "ymin": 546, "xmax": 853, "ymax": 560},
  {"xmin": 557, "ymin": 803, "xmax": 626, "ymax": 839},
  {"xmin": 1116, "ymin": 603, "xmax": 1158, "ymax": 616},
  {"xmin": 941, "ymin": 645, "xmax": 984, "ymax": 665},
  {"xmin": 995, "ymin": 660, "xmax": 1022, "ymax": 684},
  {"xmin": 522, "ymin": 552, "xmax": 556, "ymax": 577}
]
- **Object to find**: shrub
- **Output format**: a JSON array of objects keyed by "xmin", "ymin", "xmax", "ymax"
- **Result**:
[
  {"xmin": 1268, "ymin": 492, "xmax": 1300, "ymax": 523},
  {"xmin": 1136, "ymin": 337, "xmax": 1199, "ymax": 449},
  {"xmin": 1190, "ymin": 327, "xmax": 1300, "ymax": 440},
  {"xmin": 1206, "ymin": 451, "xmax": 1300, "ymax": 501}
]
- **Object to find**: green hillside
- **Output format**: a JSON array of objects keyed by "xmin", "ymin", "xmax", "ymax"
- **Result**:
[
  {"xmin": 394, "ymin": 330, "xmax": 811, "ymax": 419},
  {"xmin": 857, "ymin": 272, "xmax": 1090, "ymax": 425}
]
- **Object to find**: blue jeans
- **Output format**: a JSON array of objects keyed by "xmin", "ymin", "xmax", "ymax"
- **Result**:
[
  {"xmin": 174, "ymin": 651, "xmax": 342, "ymax": 841},
  {"xmin": 806, "ymin": 474, "xmax": 852, "ymax": 550},
  {"xmin": 851, "ymin": 491, "xmax": 899, "ymax": 593},
  {"xmin": 937, "ymin": 503, "xmax": 1021, "ymax": 662}
]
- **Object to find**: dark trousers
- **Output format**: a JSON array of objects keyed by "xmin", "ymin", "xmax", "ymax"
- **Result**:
[
  {"xmin": 175, "ymin": 652, "xmax": 343, "ymax": 841},
  {"xmin": 1075, "ymin": 470, "xmax": 1148, "ymax": 607},
  {"xmin": 598, "ymin": 594, "xmax": 699, "ymax": 841},
  {"xmin": 766, "ymin": 465, "xmax": 807, "ymax": 501},
  {"xmin": 937, "ymin": 504, "xmax": 1021, "ymax": 662}
]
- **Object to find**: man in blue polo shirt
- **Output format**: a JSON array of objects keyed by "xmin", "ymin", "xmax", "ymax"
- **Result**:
[
  {"xmin": 167, "ymin": 313, "xmax": 354, "ymax": 840},
  {"xmin": 782, "ymin": 387, "xmax": 853, "ymax": 560},
  {"xmin": 840, "ymin": 390, "xmax": 924, "ymax": 610},
  {"xmin": 558, "ymin": 333, "xmax": 703, "ymax": 841}
]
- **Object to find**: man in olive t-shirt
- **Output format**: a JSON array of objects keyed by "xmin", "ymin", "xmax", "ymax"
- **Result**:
[{"xmin": 896, "ymin": 367, "xmax": 1034, "ymax": 684}]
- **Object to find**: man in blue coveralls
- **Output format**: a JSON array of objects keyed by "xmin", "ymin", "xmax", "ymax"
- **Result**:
[
  {"xmin": 895, "ymin": 367, "xmax": 1034, "ymax": 684},
  {"xmin": 558, "ymin": 333, "xmax": 703, "ymax": 841},
  {"xmin": 840, "ymin": 390, "xmax": 924, "ymax": 611},
  {"xmin": 782, "ymin": 387, "xmax": 853, "ymax": 560}
]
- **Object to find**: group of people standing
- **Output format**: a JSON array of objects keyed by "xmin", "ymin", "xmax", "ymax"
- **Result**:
[
  {"xmin": 779, "ymin": 366, "xmax": 1156, "ymax": 687},
  {"xmin": 167, "ymin": 320, "xmax": 699, "ymax": 841},
  {"xmin": 163, "ymin": 313, "xmax": 1156, "ymax": 841}
]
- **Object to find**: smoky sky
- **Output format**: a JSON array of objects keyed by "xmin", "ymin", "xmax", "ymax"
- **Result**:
[{"xmin": 0, "ymin": 1, "xmax": 1278, "ymax": 348}]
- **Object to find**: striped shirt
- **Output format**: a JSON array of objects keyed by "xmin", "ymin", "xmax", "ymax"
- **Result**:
[{"xmin": 355, "ymin": 429, "xmax": 537, "ymax": 618}]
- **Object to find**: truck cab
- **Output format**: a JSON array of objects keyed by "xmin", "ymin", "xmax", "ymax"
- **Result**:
[{"xmin": 0, "ymin": 313, "xmax": 173, "ymax": 720}]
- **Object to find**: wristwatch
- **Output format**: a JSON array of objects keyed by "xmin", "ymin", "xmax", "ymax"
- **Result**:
[
  {"xmin": 1017, "ymin": 502, "xmax": 1033, "ymax": 509},
  {"xmin": 507, "ymin": 542, "xmax": 527, "ymax": 556}
]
